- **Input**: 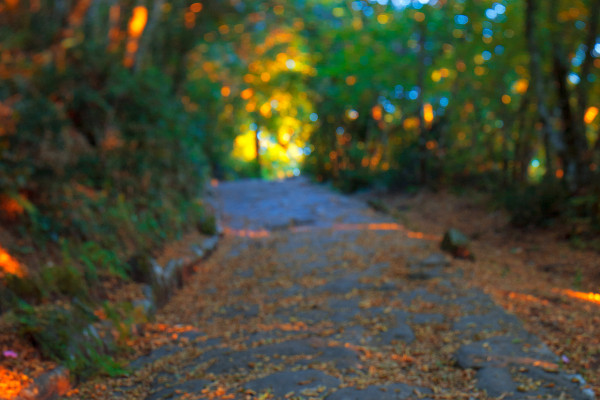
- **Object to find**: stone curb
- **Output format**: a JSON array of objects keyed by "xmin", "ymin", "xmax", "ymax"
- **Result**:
[{"xmin": 16, "ymin": 226, "xmax": 223, "ymax": 400}]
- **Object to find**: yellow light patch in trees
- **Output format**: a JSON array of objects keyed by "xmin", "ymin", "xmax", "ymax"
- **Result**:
[
  {"xmin": 377, "ymin": 14, "xmax": 390, "ymax": 24},
  {"xmin": 423, "ymin": 103, "xmax": 434, "ymax": 125},
  {"xmin": 372, "ymin": 105, "xmax": 383, "ymax": 121},
  {"xmin": 512, "ymin": 79, "xmax": 529, "ymax": 94},
  {"xmin": 241, "ymin": 88, "xmax": 254, "ymax": 100},
  {"xmin": 333, "ymin": 7, "xmax": 344, "ymax": 17},
  {"xmin": 128, "ymin": 6, "xmax": 148, "ymax": 38},
  {"xmin": 233, "ymin": 131, "xmax": 258, "ymax": 162},
  {"xmin": 584, "ymin": 106, "xmax": 599, "ymax": 124},
  {"xmin": 260, "ymin": 102, "xmax": 272, "ymax": 117}
]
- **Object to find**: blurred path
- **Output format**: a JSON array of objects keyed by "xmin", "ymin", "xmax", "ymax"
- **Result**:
[{"xmin": 108, "ymin": 178, "xmax": 592, "ymax": 399}]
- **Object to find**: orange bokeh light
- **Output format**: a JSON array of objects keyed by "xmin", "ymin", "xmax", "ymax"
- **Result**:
[
  {"xmin": 0, "ymin": 367, "xmax": 31, "ymax": 399},
  {"xmin": 560, "ymin": 289, "xmax": 600, "ymax": 305},
  {"xmin": 423, "ymin": 103, "xmax": 434, "ymax": 125},
  {"xmin": 584, "ymin": 106, "xmax": 599, "ymax": 124},
  {"xmin": 0, "ymin": 246, "xmax": 24, "ymax": 277},
  {"xmin": 240, "ymin": 88, "xmax": 253, "ymax": 100},
  {"xmin": 0, "ymin": 195, "xmax": 24, "ymax": 218},
  {"xmin": 128, "ymin": 6, "xmax": 148, "ymax": 38},
  {"xmin": 190, "ymin": 2, "xmax": 203, "ymax": 13},
  {"xmin": 224, "ymin": 228, "xmax": 270, "ymax": 238},
  {"xmin": 372, "ymin": 105, "xmax": 382, "ymax": 121}
]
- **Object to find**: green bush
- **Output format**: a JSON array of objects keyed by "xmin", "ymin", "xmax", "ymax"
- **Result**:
[{"xmin": 11, "ymin": 301, "xmax": 126, "ymax": 380}]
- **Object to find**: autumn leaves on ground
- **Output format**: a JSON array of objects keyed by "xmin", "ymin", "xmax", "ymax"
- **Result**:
[
  {"xmin": 1, "ymin": 179, "xmax": 599, "ymax": 399},
  {"xmin": 63, "ymin": 179, "xmax": 598, "ymax": 399}
]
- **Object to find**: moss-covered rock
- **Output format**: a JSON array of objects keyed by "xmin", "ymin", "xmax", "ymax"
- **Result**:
[{"xmin": 441, "ymin": 228, "xmax": 474, "ymax": 260}]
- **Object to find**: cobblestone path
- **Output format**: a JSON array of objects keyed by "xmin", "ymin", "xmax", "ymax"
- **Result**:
[{"xmin": 106, "ymin": 178, "xmax": 593, "ymax": 400}]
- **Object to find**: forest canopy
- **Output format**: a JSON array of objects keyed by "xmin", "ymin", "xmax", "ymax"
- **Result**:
[{"xmin": 1, "ymin": 0, "xmax": 600, "ymax": 279}]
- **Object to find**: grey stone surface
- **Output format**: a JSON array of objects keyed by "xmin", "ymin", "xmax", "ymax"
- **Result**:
[
  {"xmin": 455, "ymin": 335, "xmax": 557, "ymax": 369},
  {"xmin": 476, "ymin": 367, "xmax": 516, "ymax": 397},
  {"xmin": 243, "ymin": 369, "xmax": 340, "ymax": 398},
  {"xmin": 411, "ymin": 313, "xmax": 445, "ymax": 324},
  {"xmin": 374, "ymin": 321, "xmax": 415, "ymax": 344},
  {"xmin": 326, "ymin": 383, "xmax": 432, "ymax": 399},
  {"xmin": 101, "ymin": 179, "xmax": 594, "ymax": 400},
  {"xmin": 145, "ymin": 379, "xmax": 210, "ymax": 400}
]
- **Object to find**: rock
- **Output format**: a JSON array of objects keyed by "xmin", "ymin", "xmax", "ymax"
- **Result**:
[
  {"xmin": 190, "ymin": 244, "xmax": 204, "ymax": 258},
  {"xmin": 126, "ymin": 253, "xmax": 154, "ymax": 284},
  {"xmin": 243, "ymin": 369, "xmax": 340, "ymax": 398},
  {"xmin": 454, "ymin": 335, "xmax": 558, "ymax": 370},
  {"xmin": 420, "ymin": 253, "xmax": 451, "ymax": 267},
  {"xmin": 476, "ymin": 367, "xmax": 516, "ymax": 397},
  {"xmin": 18, "ymin": 367, "xmax": 70, "ymax": 400},
  {"xmin": 441, "ymin": 228, "xmax": 473, "ymax": 260},
  {"xmin": 201, "ymin": 236, "xmax": 219, "ymax": 253},
  {"xmin": 374, "ymin": 321, "xmax": 415, "ymax": 344}
]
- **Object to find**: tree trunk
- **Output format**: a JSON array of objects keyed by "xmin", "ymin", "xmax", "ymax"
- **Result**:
[
  {"xmin": 254, "ymin": 128, "xmax": 262, "ymax": 178},
  {"xmin": 134, "ymin": 0, "xmax": 165, "ymax": 72},
  {"xmin": 416, "ymin": 20, "xmax": 428, "ymax": 184},
  {"xmin": 525, "ymin": 0, "xmax": 555, "ymax": 179},
  {"xmin": 549, "ymin": 0, "xmax": 588, "ymax": 187}
]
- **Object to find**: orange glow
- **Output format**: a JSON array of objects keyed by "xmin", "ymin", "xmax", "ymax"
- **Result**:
[
  {"xmin": 0, "ymin": 247, "xmax": 24, "ymax": 277},
  {"xmin": 210, "ymin": 179, "xmax": 219, "ymax": 187},
  {"xmin": 0, "ymin": 367, "xmax": 31, "ymax": 399},
  {"xmin": 372, "ymin": 105, "xmax": 383, "ymax": 121},
  {"xmin": 403, "ymin": 117, "xmax": 420, "ymax": 130},
  {"xmin": 0, "ymin": 195, "xmax": 24, "ymax": 218},
  {"xmin": 329, "ymin": 223, "xmax": 441, "ymax": 241},
  {"xmin": 240, "ymin": 88, "xmax": 253, "ymax": 100},
  {"xmin": 556, "ymin": 169, "xmax": 564, "ymax": 178},
  {"xmin": 391, "ymin": 353, "xmax": 416, "ymax": 363},
  {"xmin": 224, "ymin": 228, "xmax": 270, "ymax": 238},
  {"xmin": 221, "ymin": 86, "xmax": 231, "ymax": 97},
  {"xmin": 502, "ymin": 94, "xmax": 511, "ymax": 105},
  {"xmin": 4, "ymin": 0, "xmax": 19, "ymax": 9},
  {"xmin": 201, "ymin": 386, "xmax": 235, "ymax": 400},
  {"xmin": 257, "ymin": 321, "xmax": 307, "ymax": 332},
  {"xmin": 260, "ymin": 72, "xmax": 271, "ymax": 82},
  {"xmin": 426, "ymin": 140, "xmax": 437, "ymax": 150},
  {"xmin": 128, "ymin": 6, "xmax": 148, "ymax": 38},
  {"xmin": 185, "ymin": 11, "xmax": 196, "ymax": 29},
  {"xmin": 259, "ymin": 102, "xmax": 271, "ymax": 117},
  {"xmin": 346, "ymin": 75, "xmax": 357, "ymax": 86},
  {"xmin": 126, "ymin": 40, "xmax": 138, "ymax": 53},
  {"xmin": 513, "ymin": 79, "xmax": 529, "ymax": 94},
  {"xmin": 584, "ymin": 106, "xmax": 599, "ymax": 124},
  {"xmin": 505, "ymin": 291, "xmax": 549, "ymax": 305},
  {"xmin": 423, "ymin": 103, "xmax": 434, "ymax": 126},
  {"xmin": 560, "ymin": 289, "xmax": 600, "ymax": 305},
  {"xmin": 190, "ymin": 2, "xmax": 203, "ymax": 13}
]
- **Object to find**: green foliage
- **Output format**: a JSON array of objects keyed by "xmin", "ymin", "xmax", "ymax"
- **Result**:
[{"xmin": 10, "ymin": 300, "xmax": 127, "ymax": 380}]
